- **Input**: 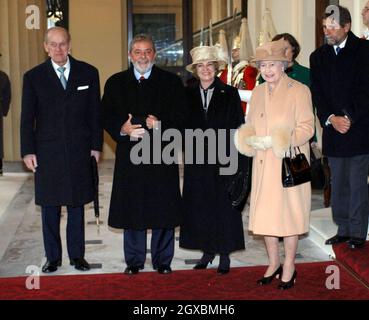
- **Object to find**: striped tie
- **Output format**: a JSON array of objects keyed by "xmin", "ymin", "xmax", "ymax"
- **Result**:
[{"xmin": 57, "ymin": 66, "xmax": 67, "ymax": 89}]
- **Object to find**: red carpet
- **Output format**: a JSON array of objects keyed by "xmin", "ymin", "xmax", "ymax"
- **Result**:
[
  {"xmin": 0, "ymin": 261, "xmax": 368, "ymax": 300},
  {"xmin": 333, "ymin": 241, "xmax": 369, "ymax": 286}
]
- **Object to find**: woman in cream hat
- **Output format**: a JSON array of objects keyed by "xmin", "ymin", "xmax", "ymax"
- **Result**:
[
  {"xmin": 180, "ymin": 45, "xmax": 249, "ymax": 275},
  {"xmin": 235, "ymin": 39, "xmax": 314, "ymax": 289}
]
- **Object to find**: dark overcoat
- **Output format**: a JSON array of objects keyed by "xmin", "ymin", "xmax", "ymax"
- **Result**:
[
  {"xmin": 310, "ymin": 31, "xmax": 369, "ymax": 157},
  {"xmin": 102, "ymin": 65, "xmax": 186, "ymax": 229},
  {"xmin": 0, "ymin": 70, "xmax": 11, "ymax": 159},
  {"xmin": 179, "ymin": 77, "xmax": 246, "ymax": 254},
  {"xmin": 21, "ymin": 56, "xmax": 103, "ymax": 206}
]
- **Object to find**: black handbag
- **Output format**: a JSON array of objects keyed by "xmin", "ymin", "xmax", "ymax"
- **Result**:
[
  {"xmin": 282, "ymin": 146, "xmax": 312, "ymax": 188},
  {"xmin": 227, "ymin": 157, "xmax": 252, "ymax": 211}
]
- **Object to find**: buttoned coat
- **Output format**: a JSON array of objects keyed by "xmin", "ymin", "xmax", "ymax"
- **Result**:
[
  {"xmin": 310, "ymin": 31, "xmax": 369, "ymax": 157},
  {"xmin": 103, "ymin": 66, "xmax": 186, "ymax": 229},
  {"xmin": 0, "ymin": 71, "xmax": 11, "ymax": 159},
  {"xmin": 239, "ymin": 75, "xmax": 314, "ymax": 236},
  {"xmin": 179, "ymin": 77, "xmax": 247, "ymax": 254},
  {"xmin": 21, "ymin": 56, "xmax": 103, "ymax": 206}
]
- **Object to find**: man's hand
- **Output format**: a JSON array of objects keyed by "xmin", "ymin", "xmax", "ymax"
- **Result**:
[
  {"xmin": 330, "ymin": 116, "xmax": 351, "ymax": 134},
  {"xmin": 91, "ymin": 150, "xmax": 101, "ymax": 163},
  {"xmin": 120, "ymin": 113, "xmax": 146, "ymax": 138},
  {"xmin": 23, "ymin": 154, "xmax": 38, "ymax": 173},
  {"xmin": 146, "ymin": 114, "xmax": 159, "ymax": 130}
]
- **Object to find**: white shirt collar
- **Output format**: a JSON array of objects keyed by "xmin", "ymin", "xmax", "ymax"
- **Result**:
[
  {"xmin": 51, "ymin": 57, "xmax": 71, "ymax": 80},
  {"xmin": 133, "ymin": 67, "xmax": 152, "ymax": 81},
  {"xmin": 333, "ymin": 36, "xmax": 348, "ymax": 53},
  {"xmin": 363, "ymin": 28, "xmax": 369, "ymax": 39}
]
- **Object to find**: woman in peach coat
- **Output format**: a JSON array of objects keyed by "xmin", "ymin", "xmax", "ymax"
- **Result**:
[{"xmin": 235, "ymin": 39, "xmax": 314, "ymax": 290}]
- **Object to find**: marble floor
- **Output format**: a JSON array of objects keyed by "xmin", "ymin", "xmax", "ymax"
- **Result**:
[{"xmin": 0, "ymin": 160, "xmax": 334, "ymax": 278}]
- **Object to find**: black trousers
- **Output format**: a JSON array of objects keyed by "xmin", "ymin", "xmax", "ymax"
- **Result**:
[
  {"xmin": 123, "ymin": 228, "xmax": 174, "ymax": 269},
  {"xmin": 41, "ymin": 206, "xmax": 85, "ymax": 261},
  {"xmin": 329, "ymin": 154, "xmax": 369, "ymax": 239}
]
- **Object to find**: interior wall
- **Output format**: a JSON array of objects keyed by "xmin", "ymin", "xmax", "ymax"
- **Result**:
[
  {"xmin": 247, "ymin": 0, "xmax": 315, "ymax": 68},
  {"xmin": 69, "ymin": 0, "xmax": 127, "ymax": 159},
  {"xmin": 340, "ymin": 0, "xmax": 367, "ymax": 36},
  {"xmin": 192, "ymin": 0, "xmax": 240, "ymax": 32},
  {"xmin": 0, "ymin": 0, "xmax": 46, "ymax": 161}
]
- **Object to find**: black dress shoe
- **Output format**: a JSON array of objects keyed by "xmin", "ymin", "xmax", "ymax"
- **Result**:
[
  {"xmin": 217, "ymin": 255, "xmax": 230, "ymax": 275},
  {"xmin": 124, "ymin": 266, "xmax": 140, "ymax": 275},
  {"xmin": 256, "ymin": 265, "xmax": 283, "ymax": 285},
  {"xmin": 42, "ymin": 259, "xmax": 62, "ymax": 273},
  {"xmin": 325, "ymin": 234, "xmax": 350, "ymax": 245},
  {"xmin": 278, "ymin": 270, "xmax": 297, "ymax": 290},
  {"xmin": 193, "ymin": 253, "xmax": 215, "ymax": 270},
  {"xmin": 157, "ymin": 265, "xmax": 172, "ymax": 274},
  {"xmin": 217, "ymin": 267, "xmax": 230, "ymax": 275},
  {"xmin": 347, "ymin": 237, "xmax": 366, "ymax": 249},
  {"xmin": 70, "ymin": 258, "xmax": 90, "ymax": 271}
]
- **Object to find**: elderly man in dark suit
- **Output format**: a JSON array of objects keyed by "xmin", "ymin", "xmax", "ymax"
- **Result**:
[
  {"xmin": 103, "ymin": 34, "xmax": 186, "ymax": 275},
  {"xmin": 21, "ymin": 27, "xmax": 103, "ymax": 272},
  {"xmin": 0, "ymin": 69, "xmax": 11, "ymax": 175},
  {"xmin": 310, "ymin": 5, "xmax": 369, "ymax": 249}
]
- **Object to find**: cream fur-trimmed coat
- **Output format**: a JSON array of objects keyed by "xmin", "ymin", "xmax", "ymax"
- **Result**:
[{"xmin": 235, "ymin": 74, "xmax": 314, "ymax": 236}]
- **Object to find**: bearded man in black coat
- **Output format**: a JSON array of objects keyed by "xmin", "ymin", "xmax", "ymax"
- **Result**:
[
  {"xmin": 310, "ymin": 6, "xmax": 369, "ymax": 249},
  {"xmin": 21, "ymin": 27, "xmax": 103, "ymax": 273},
  {"xmin": 103, "ymin": 34, "xmax": 186, "ymax": 275}
]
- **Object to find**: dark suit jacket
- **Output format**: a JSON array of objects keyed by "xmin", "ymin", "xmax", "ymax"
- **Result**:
[
  {"xmin": 21, "ymin": 56, "xmax": 103, "ymax": 206},
  {"xmin": 103, "ymin": 65, "xmax": 186, "ymax": 229},
  {"xmin": 310, "ymin": 31, "xmax": 369, "ymax": 157},
  {"xmin": 0, "ymin": 70, "xmax": 11, "ymax": 158}
]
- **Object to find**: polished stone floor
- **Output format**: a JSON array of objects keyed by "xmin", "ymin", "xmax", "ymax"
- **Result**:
[{"xmin": 0, "ymin": 160, "xmax": 333, "ymax": 278}]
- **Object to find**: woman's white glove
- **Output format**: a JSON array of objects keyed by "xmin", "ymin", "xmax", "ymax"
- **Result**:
[{"xmin": 246, "ymin": 135, "xmax": 272, "ymax": 150}]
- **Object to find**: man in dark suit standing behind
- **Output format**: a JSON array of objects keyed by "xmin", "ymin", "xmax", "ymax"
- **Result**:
[
  {"xmin": 103, "ymin": 34, "xmax": 186, "ymax": 275},
  {"xmin": 21, "ymin": 27, "xmax": 103, "ymax": 272},
  {"xmin": 310, "ymin": 6, "xmax": 369, "ymax": 249}
]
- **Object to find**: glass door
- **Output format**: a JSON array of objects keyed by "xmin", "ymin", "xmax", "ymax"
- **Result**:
[
  {"xmin": 128, "ymin": 0, "xmax": 187, "ymax": 78},
  {"xmin": 127, "ymin": 0, "xmax": 245, "ymax": 81}
]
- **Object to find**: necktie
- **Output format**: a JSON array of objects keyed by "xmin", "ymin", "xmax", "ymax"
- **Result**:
[
  {"xmin": 335, "ymin": 46, "xmax": 341, "ymax": 55},
  {"xmin": 201, "ymin": 82, "xmax": 215, "ymax": 113},
  {"xmin": 57, "ymin": 66, "xmax": 67, "ymax": 89},
  {"xmin": 203, "ymin": 89, "xmax": 207, "ymax": 111},
  {"xmin": 139, "ymin": 75, "xmax": 145, "ymax": 82}
]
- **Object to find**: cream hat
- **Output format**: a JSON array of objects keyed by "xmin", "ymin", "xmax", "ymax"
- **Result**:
[
  {"xmin": 186, "ymin": 45, "xmax": 226, "ymax": 73},
  {"xmin": 253, "ymin": 38, "xmax": 289, "ymax": 63}
]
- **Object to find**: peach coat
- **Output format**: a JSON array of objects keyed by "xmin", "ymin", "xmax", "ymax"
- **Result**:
[{"xmin": 245, "ymin": 75, "xmax": 314, "ymax": 236}]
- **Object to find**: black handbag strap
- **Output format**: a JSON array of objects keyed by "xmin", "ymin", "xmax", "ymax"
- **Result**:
[{"xmin": 285, "ymin": 146, "xmax": 302, "ymax": 158}]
